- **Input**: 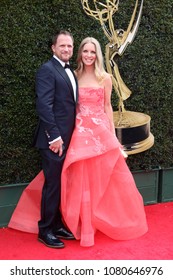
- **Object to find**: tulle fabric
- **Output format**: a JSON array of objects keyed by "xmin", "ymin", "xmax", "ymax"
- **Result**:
[
  {"xmin": 61, "ymin": 152, "xmax": 148, "ymax": 247},
  {"xmin": 8, "ymin": 171, "xmax": 44, "ymax": 233}
]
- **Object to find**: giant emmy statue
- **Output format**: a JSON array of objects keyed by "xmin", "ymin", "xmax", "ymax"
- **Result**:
[{"xmin": 81, "ymin": 0, "xmax": 154, "ymax": 154}]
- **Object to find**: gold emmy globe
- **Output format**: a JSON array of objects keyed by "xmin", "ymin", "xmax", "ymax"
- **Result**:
[{"xmin": 81, "ymin": 0, "xmax": 154, "ymax": 154}]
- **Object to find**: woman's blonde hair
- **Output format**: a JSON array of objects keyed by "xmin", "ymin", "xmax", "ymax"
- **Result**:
[{"xmin": 75, "ymin": 37, "xmax": 107, "ymax": 82}]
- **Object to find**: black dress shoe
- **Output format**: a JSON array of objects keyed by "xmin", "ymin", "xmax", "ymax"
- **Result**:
[
  {"xmin": 54, "ymin": 227, "xmax": 75, "ymax": 240},
  {"xmin": 38, "ymin": 232, "xmax": 65, "ymax": 248}
]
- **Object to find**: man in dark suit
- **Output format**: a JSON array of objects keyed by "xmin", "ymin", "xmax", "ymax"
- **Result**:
[{"xmin": 34, "ymin": 30, "xmax": 78, "ymax": 248}]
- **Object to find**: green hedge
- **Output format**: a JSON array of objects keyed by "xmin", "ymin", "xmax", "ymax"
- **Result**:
[{"xmin": 1, "ymin": 0, "xmax": 173, "ymax": 184}]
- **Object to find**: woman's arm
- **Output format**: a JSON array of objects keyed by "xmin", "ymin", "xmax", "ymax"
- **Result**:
[{"xmin": 103, "ymin": 73, "xmax": 115, "ymax": 135}]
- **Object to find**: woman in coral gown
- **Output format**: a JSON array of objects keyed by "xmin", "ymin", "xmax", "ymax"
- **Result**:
[{"xmin": 9, "ymin": 37, "xmax": 148, "ymax": 246}]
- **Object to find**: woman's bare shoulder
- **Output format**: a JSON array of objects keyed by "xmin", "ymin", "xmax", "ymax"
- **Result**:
[{"xmin": 103, "ymin": 72, "xmax": 112, "ymax": 84}]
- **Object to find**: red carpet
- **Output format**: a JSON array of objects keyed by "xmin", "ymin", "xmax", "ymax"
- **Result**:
[{"xmin": 0, "ymin": 202, "xmax": 173, "ymax": 260}]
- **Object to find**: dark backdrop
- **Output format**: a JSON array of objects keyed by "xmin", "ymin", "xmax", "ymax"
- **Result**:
[{"xmin": 1, "ymin": 0, "xmax": 172, "ymax": 184}]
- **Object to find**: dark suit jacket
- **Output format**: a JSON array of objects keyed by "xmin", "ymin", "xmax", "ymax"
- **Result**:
[{"xmin": 33, "ymin": 57, "xmax": 78, "ymax": 150}]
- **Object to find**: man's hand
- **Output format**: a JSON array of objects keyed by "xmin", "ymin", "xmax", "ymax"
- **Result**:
[{"xmin": 49, "ymin": 138, "xmax": 64, "ymax": 156}]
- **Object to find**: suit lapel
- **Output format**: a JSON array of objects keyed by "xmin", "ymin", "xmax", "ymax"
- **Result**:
[
  {"xmin": 74, "ymin": 75, "xmax": 79, "ymax": 103},
  {"xmin": 50, "ymin": 57, "xmax": 75, "ymax": 98}
]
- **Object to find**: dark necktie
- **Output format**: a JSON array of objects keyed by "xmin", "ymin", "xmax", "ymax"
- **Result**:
[{"xmin": 64, "ymin": 63, "xmax": 71, "ymax": 69}]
